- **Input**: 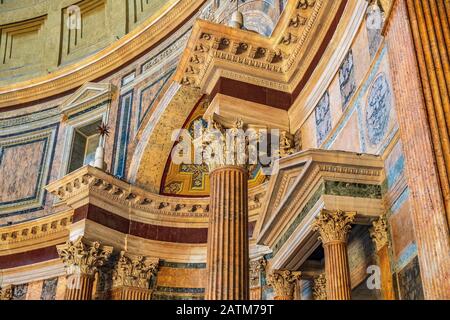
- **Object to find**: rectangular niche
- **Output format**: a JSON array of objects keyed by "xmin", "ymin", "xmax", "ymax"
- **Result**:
[
  {"xmin": 59, "ymin": 0, "xmax": 108, "ymax": 65},
  {"xmin": 0, "ymin": 15, "xmax": 47, "ymax": 81},
  {"xmin": 126, "ymin": 0, "xmax": 166, "ymax": 33}
]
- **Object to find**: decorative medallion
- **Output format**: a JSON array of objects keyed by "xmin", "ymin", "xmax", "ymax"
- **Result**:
[{"xmin": 366, "ymin": 73, "xmax": 391, "ymax": 146}]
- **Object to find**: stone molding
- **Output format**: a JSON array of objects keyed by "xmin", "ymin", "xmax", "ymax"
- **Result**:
[
  {"xmin": 313, "ymin": 273, "xmax": 327, "ymax": 300},
  {"xmin": 0, "ymin": 211, "xmax": 72, "ymax": 251},
  {"xmin": 45, "ymin": 166, "xmax": 265, "ymax": 225},
  {"xmin": 174, "ymin": 0, "xmax": 343, "ymax": 93},
  {"xmin": 257, "ymin": 149, "xmax": 384, "ymax": 246}
]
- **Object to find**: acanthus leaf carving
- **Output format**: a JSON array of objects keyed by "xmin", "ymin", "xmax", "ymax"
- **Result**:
[
  {"xmin": 313, "ymin": 273, "xmax": 327, "ymax": 300},
  {"xmin": 56, "ymin": 237, "xmax": 113, "ymax": 277},
  {"xmin": 0, "ymin": 285, "xmax": 12, "ymax": 300},
  {"xmin": 313, "ymin": 209, "xmax": 356, "ymax": 243},
  {"xmin": 267, "ymin": 269, "xmax": 301, "ymax": 299},
  {"xmin": 370, "ymin": 215, "xmax": 389, "ymax": 251},
  {"xmin": 112, "ymin": 251, "xmax": 159, "ymax": 290}
]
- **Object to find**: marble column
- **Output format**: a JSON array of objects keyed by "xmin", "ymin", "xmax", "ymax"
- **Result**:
[
  {"xmin": 110, "ymin": 251, "xmax": 159, "ymax": 300},
  {"xmin": 313, "ymin": 274, "xmax": 327, "ymax": 300},
  {"xmin": 267, "ymin": 270, "xmax": 301, "ymax": 300},
  {"xmin": 57, "ymin": 237, "xmax": 113, "ymax": 300},
  {"xmin": 313, "ymin": 210, "xmax": 355, "ymax": 300},
  {"xmin": 384, "ymin": 0, "xmax": 450, "ymax": 299},
  {"xmin": 202, "ymin": 119, "xmax": 250, "ymax": 300},
  {"xmin": 206, "ymin": 165, "xmax": 249, "ymax": 299},
  {"xmin": 370, "ymin": 216, "xmax": 395, "ymax": 300}
]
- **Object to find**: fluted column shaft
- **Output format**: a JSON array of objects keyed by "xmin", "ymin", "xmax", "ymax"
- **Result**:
[
  {"xmin": 206, "ymin": 165, "xmax": 249, "ymax": 300},
  {"xmin": 323, "ymin": 241, "xmax": 351, "ymax": 300},
  {"xmin": 377, "ymin": 246, "xmax": 395, "ymax": 300},
  {"xmin": 64, "ymin": 274, "xmax": 95, "ymax": 300},
  {"xmin": 384, "ymin": 0, "xmax": 450, "ymax": 299},
  {"xmin": 110, "ymin": 287, "xmax": 152, "ymax": 300},
  {"xmin": 313, "ymin": 210, "xmax": 355, "ymax": 300}
]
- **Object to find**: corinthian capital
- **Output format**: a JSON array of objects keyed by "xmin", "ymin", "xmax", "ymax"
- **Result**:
[
  {"xmin": 199, "ymin": 118, "xmax": 256, "ymax": 172},
  {"xmin": 313, "ymin": 274, "xmax": 327, "ymax": 300},
  {"xmin": 56, "ymin": 237, "xmax": 113, "ymax": 277},
  {"xmin": 370, "ymin": 215, "xmax": 389, "ymax": 251},
  {"xmin": 313, "ymin": 210, "xmax": 356, "ymax": 244},
  {"xmin": 112, "ymin": 251, "xmax": 159, "ymax": 289},
  {"xmin": 267, "ymin": 270, "xmax": 301, "ymax": 299},
  {"xmin": 0, "ymin": 285, "xmax": 12, "ymax": 300}
]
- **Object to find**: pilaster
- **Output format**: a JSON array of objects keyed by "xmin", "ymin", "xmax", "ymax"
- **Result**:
[{"xmin": 370, "ymin": 215, "xmax": 395, "ymax": 300}]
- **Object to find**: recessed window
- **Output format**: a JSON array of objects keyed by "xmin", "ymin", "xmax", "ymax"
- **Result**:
[{"xmin": 67, "ymin": 120, "xmax": 102, "ymax": 173}]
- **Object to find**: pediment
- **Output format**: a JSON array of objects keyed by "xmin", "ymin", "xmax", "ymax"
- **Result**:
[
  {"xmin": 258, "ymin": 160, "xmax": 308, "ymax": 230},
  {"xmin": 59, "ymin": 82, "xmax": 114, "ymax": 117},
  {"xmin": 255, "ymin": 149, "xmax": 386, "ymax": 247}
]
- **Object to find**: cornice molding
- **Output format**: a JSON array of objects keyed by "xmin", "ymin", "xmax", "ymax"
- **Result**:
[
  {"xmin": 45, "ymin": 166, "xmax": 266, "ymax": 227},
  {"xmin": 0, "ymin": 211, "xmax": 72, "ymax": 254},
  {"xmin": 0, "ymin": 0, "xmax": 207, "ymax": 109},
  {"xmin": 174, "ymin": 0, "xmax": 346, "ymax": 94}
]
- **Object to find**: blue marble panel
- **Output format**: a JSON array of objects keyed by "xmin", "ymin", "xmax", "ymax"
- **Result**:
[
  {"xmin": 339, "ymin": 50, "xmax": 357, "ymax": 109},
  {"xmin": 40, "ymin": 277, "xmax": 58, "ymax": 300},
  {"xmin": 112, "ymin": 91, "xmax": 133, "ymax": 179},
  {"xmin": 12, "ymin": 284, "xmax": 28, "ymax": 300},
  {"xmin": 315, "ymin": 92, "xmax": 332, "ymax": 146},
  {"xmin": 366, "ymin": 73, "xmax": 392, "ymax": 146}
]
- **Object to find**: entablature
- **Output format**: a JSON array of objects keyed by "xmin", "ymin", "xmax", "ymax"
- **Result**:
[
  {"xmin": 45, "ymin": 166, "xmax": 266, "ymax": 228},
  {"xmin": 174, "ymin": 0, "xmax": 347, "ymax": 107}
]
